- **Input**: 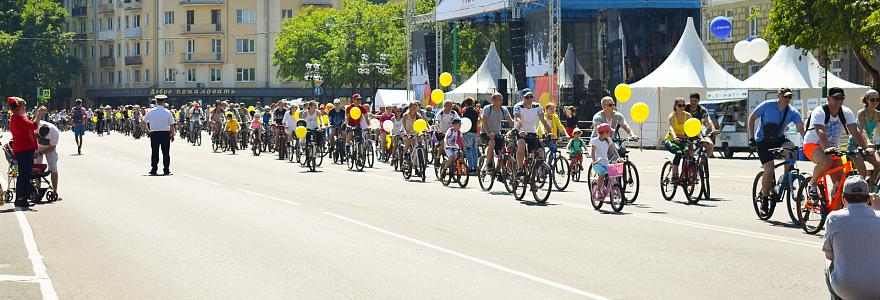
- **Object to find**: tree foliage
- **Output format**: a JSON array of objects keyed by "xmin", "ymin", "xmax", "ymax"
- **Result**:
[
  {"xmin": 765, "ymin": 0, "xmax": 880, "ymax": 88},
  {"xmin": 0, "ymin": 0, "xmax": 80, "ymax": 100}
]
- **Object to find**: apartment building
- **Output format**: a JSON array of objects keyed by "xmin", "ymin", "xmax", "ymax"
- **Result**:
[{"xmin": 63, "ymin": 0, "xmax": 342, "ymax": 106}]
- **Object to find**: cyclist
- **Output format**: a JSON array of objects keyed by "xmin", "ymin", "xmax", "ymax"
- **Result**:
[
  {"xmin": 433, "ymin": 100, "xmax": 460, "ymax": 159},
  {"xmin": 391, "ymin": 105, "xmax": 405, "ymax": 154},
  {"xmin": 344, "ymin": 94, "xmax": 369, "ymax": 150},
  {"xmin": 848, "ymin": 89, "xmax": 880, "ymax": 185},
  {"xmin": 591, "ymin": 123, "xmax": 621, "ymax": 193},
  {"xmin": 442, "ymin": 119, "xmax": 465, "ymax": 171},
  {"xmin": 224, "ymin": 112, "xmax": 240, "ymax": 150},
  {"xmin": 685, "ymin": 93, "xmax": 719, "ymax": 157},
  {"xmin": 209, "ymin": 100, "xmax": 225, "ymax": 139},
  {"xmin": 568, "ymin": 128, "xmax": 588, "ymax": 169},
  {"xmin": 747, "ymin": 87, "xmax": 806, "ymax": 208},
  {"xmin": 461, "ymin": 98, "xmax": 481, "ymax": 171},
  {"xmin": 189, "ymin": 102, "xmax": 204, "ymax": 136},
  {"xmin": 273, "ymin": 100, "xmax": 289, "ymax": 152},
  {"xmin": 328, "ymin": 99, "xmax": 345, "ymax": 149},
  {"xmin": 591, "ymin": 96, "xmax": 639, "ymax": 142},
  {"xmin": 803, "ymin": 87, "xmax": 871, "ymax": 200},
  {"xmin": 402, "ymin": 101, "xmax": 424, "ymax": 151},
  {"xmin": 302, "ymin": 101, "xmax": 324, "ymax": 147},
  {"xmin": 664, "ymin": 98, "xmax": 692, "ymax": 180},
  {"xmin": 513, "ymin": 90, "xmax": 552, "ymax": 174},
  {"xmin": 480, "ymin": 93, "xmax": 513, "ymax": 170}
]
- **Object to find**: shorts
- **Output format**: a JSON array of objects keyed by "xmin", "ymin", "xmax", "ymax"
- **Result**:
[
  {"xmin": 35, "ymin": 151, "xmax": 58, "ymax": 172},
  {"xmin": 73, "ymin": 125, "xmax": 86, "ymax": 136},
  {"xmin": 522, "ymin": 133, "xmax": 540, "ymax": 152},
  {"xmin": 803, "ymin": 143, "xmax": 842, "ymax": 162},
  {"xmin": 480, "ymin": 132, "xmax": 504, "ymax": 152},
  {"xmin": 445, "ymin": 147, "xmax": 460, "ymax": 158},
  {"xmin": 592, "ymin": 163, "xmax": 608, "ymax": 176},
  {"xmin": 756, "ymin": 137, "xmax": 792, "ymax": 165}
]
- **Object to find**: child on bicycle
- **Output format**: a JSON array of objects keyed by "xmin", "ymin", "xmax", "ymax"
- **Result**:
[
  {"xmin": 443, "ymin": 119, "xmax": 464, "ymax": 170},
  {"xmin": 567, "ymin": 128, "xmax": 588, "ymax": 167},
  {"xmin": 591, "ymin": 123, "xmax": 620, "ymax": 192},
  {"xmin": 225, "ymin": 112, "xmax": 240, "ymax": 146}
]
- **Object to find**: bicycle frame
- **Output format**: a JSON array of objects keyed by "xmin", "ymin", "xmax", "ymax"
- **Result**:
[{"xmin": 813, "ymin": 155, "xmax": 858, "ymax": 212}]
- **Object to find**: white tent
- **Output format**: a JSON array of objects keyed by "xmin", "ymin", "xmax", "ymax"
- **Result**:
[
  {"xmin": 558, "ymin": 43, "xmax": 590, "ymax": 88},
  {"xmin": 619, "ymin": 17, "xmax": 743, "ymax": 147},
  {"xmin": 373, "ymin": 89, "xmax": 413, "ymax": 111},
  {"xmin": 446, "ymin": 42, "xmax": 517, "ymax": 103}
]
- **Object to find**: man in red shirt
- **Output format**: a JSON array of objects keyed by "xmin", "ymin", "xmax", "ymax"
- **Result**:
[{"xmin": 344, "ymin": 94, "xmax": 369, "ymax": 146}]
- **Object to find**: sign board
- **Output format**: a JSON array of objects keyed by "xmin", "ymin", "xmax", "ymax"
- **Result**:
[
  {"xmin": 40, "ymin": 89, "xmax": 51, "ymax": 99},
  {"xmin": 315, "ymin": 86, "xmax": 324, "ymax": 96},
  {"xmin": 792, "ymin": 99, "xmax": 803, "ymax": 111},
  {"xmin": 807, "ymin": 98, "xmax": 819, "ymax": 110},
  {"xmin": 435, "ymin": 0, "xmax": 508, "ymax": 21},
  {"xmin": 706, "ymin": 89, "xmax": 748, "ymax": 100}
]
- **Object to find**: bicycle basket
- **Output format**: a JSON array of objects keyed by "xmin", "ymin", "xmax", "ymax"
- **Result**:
[{"xmin": 607, "ymin": 163, "xmax": 624, "ymax": 178}]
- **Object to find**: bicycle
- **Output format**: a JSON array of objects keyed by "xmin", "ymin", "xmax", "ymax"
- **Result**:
[
  {"xmin": 477, "ymin": 132, "xmax": 514, "ymax": 192},
  {"xmin": 545, "ymin": 136, "xmax": 571, "ymax": 191},
  {"xmin": 509, "ymin": 132, "xmax": 552, "ymax": 203},
  {"xmin": 588, "ymin": 137, "xmax": 641, "ymax": 203},
  {"xmin": 226, "ymin": 131, "xmax": 238, "ymax": 154},
  {"xmin": 660, "ymin": 138, "xmax": 708, "ymax": 204},
  {"xmin": 589, "ymin": 162, "xmax": 625, "ymax": 212},
  {"xmin": 275, "ymin": 126, "xmax": 288, "ymax": 160},
  {"xmin": 302, "ymin": 129, "xmax": 323, "ymax": 172},
  {"xmin": 251, "ymin": 125, "xmax": 262, "ymax": 156},
  {"xmin": 750, "ymin": 147, "xmax": 806, "ymax": 222},
  {"xmin": 331, "ymin": 125, "xmax": 346, "ymax": 164},
  {"xmin": 796, "ymin": 149, "xmax": 865, "ymax": 234},
  {"xmin": 401, "ymin": 132, "xmax": 428, "ymax": 182},
  {"xmin": 347, "ymin": 127, "xmax": 366, "ymax": 172},
  {"xmin": 440, "ymin": 147, "xmax": 469, "ymax": 188},
  {"xmin": 190, "ymin": 121, "xmax": 203, "ymax": 146}
]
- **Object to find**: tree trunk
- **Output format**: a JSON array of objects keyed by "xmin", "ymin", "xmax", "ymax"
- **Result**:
[{"xmin": 852, "ymin": 48, "xmax": 880, "ymax": 89}]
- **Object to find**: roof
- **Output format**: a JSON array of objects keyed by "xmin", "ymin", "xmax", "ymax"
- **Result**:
[
  {"xmin": 446, "ymin": 42, "xmax": 517, "ymax": 102},
  {"xmin": 558, "ymin": 43, "xmax": 590, "ymax": 88},
  {"xmin": 373, "ymin": 89, "xmax": 414, "ymax": 108},
  {"xmin": 742, "ymin": 46, "xmax": 869, "ymax": 89}
]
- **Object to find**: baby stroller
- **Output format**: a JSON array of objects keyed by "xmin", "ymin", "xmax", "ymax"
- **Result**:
[{"xmin": 2, "ymin": 141, "xmax": 58, "ymax": 205}]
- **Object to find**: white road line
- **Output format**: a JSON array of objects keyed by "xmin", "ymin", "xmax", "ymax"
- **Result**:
[
  {"xmin": 555, "ymin": 201, "xmax": 821, "ymax": 248},
  {"xmin": 237, "ymin": 189, "xmax": 301, "ymax": 206},
  {"xmin": 0, "ymin": 274, "xmax": 41, "ymax": 282},
  {"xmin": 323, "ymin": 211, "xmax": 610, "ymax": 300},
  {"xmin": 14, "ymin": 208, "xmax": 58, "ymax": 300},
  {"xmin": 181, "ymin": 174, "xmax": 222, "ymax": 186}
]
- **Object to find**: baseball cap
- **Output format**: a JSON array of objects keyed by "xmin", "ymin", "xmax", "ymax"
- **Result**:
[
  {"xmin": 522, "ymin": 89, "xmax": 534, "ymax": 97},
  {"xmin": 843, "ymin": 176, "xmax": 870, "ymax": 196},
  {"xmin": 829, "ymin": 87, "xmax": 845, "ymax": 99},
  {"xmin": 778, "ymin": 87, "xmax": 793, "ymax": 97},
  {"xmin": 333, "ymin": 98, "xmax": 341, "ymax": 104},
  {"xmin": 452, "ymin": 119, "xmax": 462, "ymax": 125},
  {"xmin": 352, "ymin": 94, "xmax": 362, "ymax": 100}
]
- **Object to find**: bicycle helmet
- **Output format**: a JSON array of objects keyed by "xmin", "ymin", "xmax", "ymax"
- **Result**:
[{"xmin": 597, "ymin": 123, "xmax": 613, "ymax": 134}]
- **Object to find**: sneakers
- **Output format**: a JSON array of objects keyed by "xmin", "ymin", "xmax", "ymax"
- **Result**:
[
  {"xmin": 807, "ymin": 184, "xmax": 821, "ymax": 206},
  {"xmin": 760, "ymin": 196, "xmax": 770, "ymax": 213}
]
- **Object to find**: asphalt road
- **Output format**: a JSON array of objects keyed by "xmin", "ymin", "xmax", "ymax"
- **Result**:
[{"xmin": 0, "ymin": 131, "xmax": 829, "ymax": 299}]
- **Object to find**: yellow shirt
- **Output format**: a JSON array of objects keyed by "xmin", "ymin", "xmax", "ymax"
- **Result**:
[
  {"xmin": 665, "ymin": 112, "xmax": 690, "ymax": 141},
  {"xmin": 537, "ymin": 114, "xmax": 566, "ymax": 138},
  {"xmin": 225, "ymin": 119, "xmax": 240, "ymax": 133}
]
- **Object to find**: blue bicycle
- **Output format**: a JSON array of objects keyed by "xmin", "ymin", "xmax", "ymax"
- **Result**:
[{"xmin": 750, "ymin": 147, "xmax": 806, "ymax": 223}]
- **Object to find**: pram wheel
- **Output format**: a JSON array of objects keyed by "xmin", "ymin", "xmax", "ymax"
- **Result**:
[
  {"xmin": 3, "ymin": 190, "xmax": 12, "ymax": 203},
  {"xmin": 46, "ymin": 190, "xmax": 58, "ymax": 202}
]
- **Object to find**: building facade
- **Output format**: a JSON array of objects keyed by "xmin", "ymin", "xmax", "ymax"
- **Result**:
[{"xmin": 63, "ymin": 0, "xmax": 342, "ymax": 107}]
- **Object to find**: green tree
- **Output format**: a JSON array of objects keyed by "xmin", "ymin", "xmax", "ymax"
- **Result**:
[
  {"xmin": 765, "ymin": 0, "xmax": 880, "ymax": 88},
  {"xmin": 0, "ymin": 0, "xmax": 80, "ymax": 102}
]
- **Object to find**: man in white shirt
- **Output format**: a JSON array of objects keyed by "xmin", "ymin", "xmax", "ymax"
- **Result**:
[
  {"xmin": 513, "ymin": 90, "xmax": 552, "ymax": 172},
  {"xmin": 823, "ymin": 176, "xmax": 880, "ymax": 299},
  {"xmin": 142, "ymin": 95, "xmax": 176, "ymax": 176},
  {"xmin": 35, "ymin": 121, "xmax": 61, "ymax": 198}
]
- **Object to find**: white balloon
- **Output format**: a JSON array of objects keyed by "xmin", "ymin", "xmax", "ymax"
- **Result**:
[
  {"xmin": 749, "ymin": 38, "xmax": 770, "ymax": 62},
  {"xmin": 733, "ymin": 40, "xmax": 751, "ymax": 63},
  {"xmin": 369, "ymin": 118, "xmax": 380, "ymax": 130},
  {"xmin": 382, "ymin": 120, "xmax": 394, "ymax": 132},
  {"xmin": 460, "ymin": 118, "xmax": 472, "ymax": 133}
]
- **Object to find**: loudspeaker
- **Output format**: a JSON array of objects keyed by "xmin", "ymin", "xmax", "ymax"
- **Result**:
[
  {"xmin": 509, "ymin": 19, "xmax": 527, "ymax": 90},
  {"xmin": 497, "ymin": 79, "xmax": 508, "ymax": 106},
  {"xmin": 424, "ymin": 32, "xmax": 437, "ymax": 90}
]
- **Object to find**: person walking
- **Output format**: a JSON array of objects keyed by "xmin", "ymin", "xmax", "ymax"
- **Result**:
[
  {"xmin": 142, "ymin": 95, "xmax": 176, "ymax": 176},
  {"xmin": 8, "ymin": 97, "xmax": 47, "ymax": 209},
  {"xmin": 460, "ymin": 98, "xmax": 480, "ymax": 172},
  {"xmin": 70, "ymin": 99, "xmax": 87, "ymax": 155}
]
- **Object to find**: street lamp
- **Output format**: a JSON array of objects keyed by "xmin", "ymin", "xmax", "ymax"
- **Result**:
[
  {"xmin": 358, "ymin": 53, "xmax": 390, "ymax": 97},
  {"xmin": 304, "ymin": 63, "xmax": 323, "ymax": 103}
]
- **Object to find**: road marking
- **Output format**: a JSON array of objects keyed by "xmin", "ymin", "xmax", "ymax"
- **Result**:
[
  {"xmin": 324, "ymin": 211, "xmax": 609, "ymax": 300},
  {"xmin": 181, "ymin": 174, "xmax": 221, "ymax": 186},
  {"xmin": 0, "ymin": 274, "xmax": 41, "ymax": 282},
  {"xmin": 237, "ymin": 189, "xmax": 301, "ymax": 206},
  {"xmin": 14, "ymin": 208, "xmax": 58, "ymax": 300}
]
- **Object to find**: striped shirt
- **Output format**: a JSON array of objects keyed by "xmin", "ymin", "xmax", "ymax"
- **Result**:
[{"xmin": 822, "ymin": 203, "xmax": 880, "ymax": 299}]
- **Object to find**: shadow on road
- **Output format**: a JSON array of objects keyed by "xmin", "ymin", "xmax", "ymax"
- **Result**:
[{"xmin": 766, "ymin": 220, "xmax": 802, "ymax": 229}]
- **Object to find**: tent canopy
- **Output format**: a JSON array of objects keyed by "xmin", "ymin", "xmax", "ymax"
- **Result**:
[
  {"xmin": 742, "ymin": 46, "xmax": 869, "ymax": 89},
  {"xmin": 373, "ymin": 89, "xmax": 413, "ymax": 110},
  {"xmin": 558, "ymin": 43, "xmax": 590, "ymax": 88},
  {"xmin": 631, "ymin": 17, "xmax": 742, "ymax": 89},
  {"xmin": 446, "ymin": 42, "xmax": 517, "ymax": 103}
]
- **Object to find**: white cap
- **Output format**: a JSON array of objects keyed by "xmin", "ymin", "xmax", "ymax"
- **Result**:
[{"xmin": 154, "ymin": 94, "xmax": 168, "ymax": 100}]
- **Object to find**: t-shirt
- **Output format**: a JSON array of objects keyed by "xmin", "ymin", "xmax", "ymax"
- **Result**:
[
  {"xmin": 273, "ymin": 108, "xmax": 287, "ymax": 125},
  {"xmin": 435, "ymin": 109, "xmax": 460, "ymax": 133},
  {"xmin": 685, "ymin": 104, "xmax": 710, "ymax": 121},
  {"xmin": 444, "ymin": 128, "xmax": 463, "ymax": 149},
  {"xmin": 143, "ymin": 107, "xmax": 175, "ymax": 132},
  {"xmin": 36, "ymin": 121, "xmax": 60, "ymax": 149},
  {"xmin": 70, "ymin": 106, "xmax": 87, "ymax": 125},
  {"xmin": 591, "ymin": 111, "xmax": 625, "ymax": 138},
  {"xmin": 225, "ymin": 119, "xmax": 240, "ymax": 133},
  {"xmin": 481, "ymin": 105, "xmax": 511, "ymax": 135},
  {"xmin": 564, "ymin": 113, "xmax": 579, "ymax": 128},
  {"xmin": 461, "ymin": 107, "xmax": 480, "ymax": 134},
  {"xmin": 590, "ymin": 137, "xmax": 612, "ymax": 164},
  {"xmin": 513, "ymin": 101, "xmax": 543, "ymax": 133},
  {"xmin": 752, "ymin": 100, "xmax": 803, "ymax": 141},
  {"xmin": 302, "ymin": 111, "xmax": 320, "ymax": 129},
  {"xmin": 345, "ymin": 104, "xmax": 368, "ymax": 126},
  {"xmin": 568, "ymin": 138, "xmax": 586, "ymax": 155},
  {"xmin": 804, "ymin": 106, "xmax": 857, "ymax": 146},
  {"xmin": 392, "ymin": 116, "xmax": 404, "ymax": 135},
  {"xmin": 328, "ymin": 109, "xmax": 345, "ymax": 126},
  {"xmin": 822, "ymin": 203, "xmax": 880, "ymax": 300},
  {"xmin": 262, "ymin": 111, "xmax": 271, "ymax": 124}
]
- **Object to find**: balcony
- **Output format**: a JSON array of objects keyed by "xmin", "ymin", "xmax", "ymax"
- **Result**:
[
  {"xmin": 302, "ymin": 0, "xmax": 335, "ymax": 6},
  {"xmin": 125, "ymin": 56, "xmax": 143, "ymax": 66},
  {"xmin": 124, "ymin": 1, "xmax": 142, "ymax": 10},
  {"xmin": 179, "ymin": 0, "xmax": 224, "ymax": 6},
  {"xmin": 181, "ymin": 52, "xmax": 223, "ymax": 64},
  {"xmin": 180, "ymin": 24, "xmax": 222, "ymax": 35},
  {"xmin": 71, "ymin": 6, "xmax": 87, "ymax": 17},
  {"xmin": 99, "ymin": 57, "xmax": 115, "ymax": 67},
  {"xmin": 124, "ymin": 27, "xmax": 142, "ymax": 39},
  {"xmin": 97, "ymin": 3, "xmax": 114, "ymax": 14},
  {"xmin": 97, "ymin": 30, "xmax": 115, "ymax": 41},
  {"xmin": 74, "ymin": 33, "xmax": 87, "ymax": 41}
]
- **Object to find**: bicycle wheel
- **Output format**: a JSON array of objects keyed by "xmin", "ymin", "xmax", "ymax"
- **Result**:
[
  {"xmin": 212, "ymin": 134, "xmax": 220, "ymax": 152},
  {"xmin": 786, "ymin": 173, "xmax": 806, "ymax": 225},
  {"xmin": 308, "ymin": 144, "xmax": 317, "ymax": 172},
  {"xmin": 316, "ymin": 144, "xmax": 325, "ymax": 167},
  {"xmin": 589, "ymin": 181, "xmax": 603, "ymax": 210},
  {"xmin": 512, "ymin": 170, "xmax": 527, "ymax": 201},
  {"xmin": 196, "ymin": 132, "xmax": 202, "ymax": 146},
  {"xmin": 571, "ymin": 163, "xmax": 582, "ymax": 182},
  {"xmin": 683, "ymin": 162, "xmax": 705, "ymax": 205},
  {"xmin": 622, "ymin": 161, "xmax": 640, "ymax": 203},
  {"xmin": 751, "ymin": 171, "xmax": 776, "ymax": 220},
  {"xmin": 478, "ymin": 156, "xmax": 495, "ymax": 191},
  {"xmin": 291, "ymin": 139, "xmax": 299, "ymax": 163},
  {"xmin": 252, "ymin": 140, "xmax": 260, "ymax": 156},
  {"xmin": 347, "ymin": 145, "xmax": 356, "ymax": 170},
  {"xmin": 796, "ymin": 179, "xmax": 827, "ymax": 234},
  {"xmin": 366, "ymin": 142, "xmax": 375, "ymax": 168},
  {"xmin": 355, "ymin": 143, "xmax": 366, "ymax": 171},
  {"xmin": 416, "ymin": 147, "xmax": 427, "ymax": 182},
  {"xmin": 503, "ymin": 157, "xmax": 516, "ymax": 194},
  {"xmin": 440, "ymin": 163, "xmax": 452, "ymax": 186},
  {"xmin": 700, "ymin": 159, "xmax": 711, "ymax": 200},
  {"xmin": 532, "ymin": 163, "xmax": 552, "ymax": 203},
  {"xmin": 457, "ymin": 159, "xmax": 470, "ymax": 188},
  {"xmin": 433, "ymin": 154, "xmax": 445, "ymax": 180},
  {"xmin": 609, "ymin": 183, "xmax": 625, "ymax": 212},
  {"xmin": 660, "ymin": 161, "xmax": 677, "ymax": 201},
  {"xmin": 552, "ymin": 156, "xmax": 570, "ymax": 191},
  {"xmin": 231, "ymin": 138, "xmax": 236, "ymax": 155}
]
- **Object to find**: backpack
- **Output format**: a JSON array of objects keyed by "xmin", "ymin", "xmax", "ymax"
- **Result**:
[
  {"xmin": 72, "ymin": 107, "xmax": 84, "ymax": 123},
  {"xmin": 761, "ymin": 106, "xmax": 788, "ymax": 144},
  {"xmin": 805, "ymin": 104, "xmax": 849, "ymax": 135}
]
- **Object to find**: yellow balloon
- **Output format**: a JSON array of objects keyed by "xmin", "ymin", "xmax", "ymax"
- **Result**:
[
  {"xmin": 295, "ymin": 126, "xmax": 307, "ymax": 139},
  {"xmin": 91, "ymin": 116, "xmax": 97, "ymax": 123},
  {"xmin": 385, "ymin": 134, "xmax": 392, "ymax": 148},
  {"xmin": 115, "ymin": 113, "xmax": 122, "ymax": 118},
  {"xmin": 350, "ymin": 107, "xmax": 362, "ymax": 120},
  {"xmin": 630, "ymin": 102, "xmax": 650, "ymax": 123},
  {"xmin": 614, "ymin": 83, "xmax": 632, "ymax": 103},
  {"xmin": 539, "ymin": 92, "xmax": 552, "ymax": 107},
  {"xmin": 431, "ymin": 89, "xmax": 445, "ymax": 104},
  {"xmin": 413, "ymin": 119, "xmax": 427, "ymax": 133},
  {"xmin": 248, "ymin": 106, "xmax": 255, "ymax": 112},
  {"xmin": 293, "ymin": 110, "xmax": 300, "ymax": 120},
  {"xmin": 439, "ymin": 72, "xmax": 453, "ymax": 87},
  {"xmin": 684, "ymin": 118, "xmax": 702, "ymax": 137},
  {"xmin": 321, "ymin": 115, "xmax": 329, "ymax": 124}
]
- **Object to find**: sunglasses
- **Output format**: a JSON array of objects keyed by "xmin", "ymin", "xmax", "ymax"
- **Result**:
[
  {"xmin": 525, "ymin": 95, "xmax": 533, "ymax": 99},
  {"xmin": 832, "ymin": 96, "xmax": 846, "ymax": 101},
  {"xmin": 782, "ymin": 95, "xmax": 793, "ymax": 99},
  {"xmin": 606, "ymin": 103, "xmax": 616, "ymax": 107},
  {"xmin": 676, "ymin": 104, "xmax": 685, "ymax": 108},
  {"xmin": 869, "ymin": 98, "xmax": 880, "ymax": 103}
]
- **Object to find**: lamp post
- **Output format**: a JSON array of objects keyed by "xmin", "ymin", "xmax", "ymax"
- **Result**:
[
  {"xmin": 357, "ymin": 53, "xmax": 391, "ymax": 99},
  {"xmin": 304, "ymin": 63, "xmax": 323, "ymax": 103}
]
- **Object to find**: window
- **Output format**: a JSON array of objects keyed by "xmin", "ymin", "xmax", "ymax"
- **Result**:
[
  {"xmin": 134, "ymin": 15, "xmax": 141, "ymax": 28},
  {"xmin": 90, "ymin": 72, "xmax": 96, "ymax": 86},
  {"xmin": 186, "ymin": 40, "xmax": 195, "ymax": 53},
  {"xmin": 91, "ymin": 46, "xmax": 95, "ymax": 58},
  {"xmin": 236, "ymin": 68, "xmax": 255, "ymax": 82},
  {"xmin": 99, "ymin": 72, "xmax": 103, "ymax": 84},
  {"xmin": 748, "ymin": 6, "xmax": 759, "ymax": 37},
  {"xmin": 125, "ymin": 70, "xmax": 130, "ymax": 83},
  {"xmin": 125, "ymin": 43, "xmax": 130, "ymax": 56},
  {"xmin": 212, "ymin": 39, "xmax": 222, "ymax": 53},
  {"xmin": 133, "ymin": 42, "xmax": 141, "ymax": 56},
  {"xmin": 831, "ymin": 59, "xmax": 842, "ymax": 77},
  {"xmin": 145, "ymin": 41, "xmax": 149, "ymax": 56},
  {"xmin": 235, "ymin": 39, "xmax": 255, "ymax": 53},
  {"xmin": 236, "ymin": 9, "xmax": 255, "ymax": 24},
  {"xmin": 108, "ymin": 17, "xmax": 113, "ymax": 30},
  {"xmin": 187, "ymin": 68, "xmax": 196, "ymax": 82},
  {"xmin": 108, "ymin": 71, "xmax": 115, "ymax": 84},
  {"xmin": 282, "ymin": 9, "xmax": 294, "ymax": 19},
  {"xmin": 165, "ymin": 68, "xmax": 176, "ymax": 82},
  {"xmin": 145, "ymin": 69, "xmax": 150, "ymax": 83},
  {"xmin": 164, "ymin": 40, "xmax": 174, "ymax": 55},
  {"xmin": 118, "ymin": 71, "xmax": 122, "ymax": 83},
  {"xmin": 134, "ymin": 70, "xmax": 141, "ymax": 83},
  {"xmin": 211, "ymin": 68, "xmax": 222, "ymax": 82},
  {"xmin": 164, "ymin": 11, "xmax": 174, "ymax": 25},
  {"xmin": 99, "ymin": 18, "xmax": 103, "ymax": 30},
  {"xmin": 117, "ymin": 44, "xmax": 121, "ymax": 57},
  {"xmin": 125, "ymin": 15, "xmax": 129, "ymax": 29},
  {"xmin": 748, "ymin": 64, "xmax": 760, "ymax": 76}
]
